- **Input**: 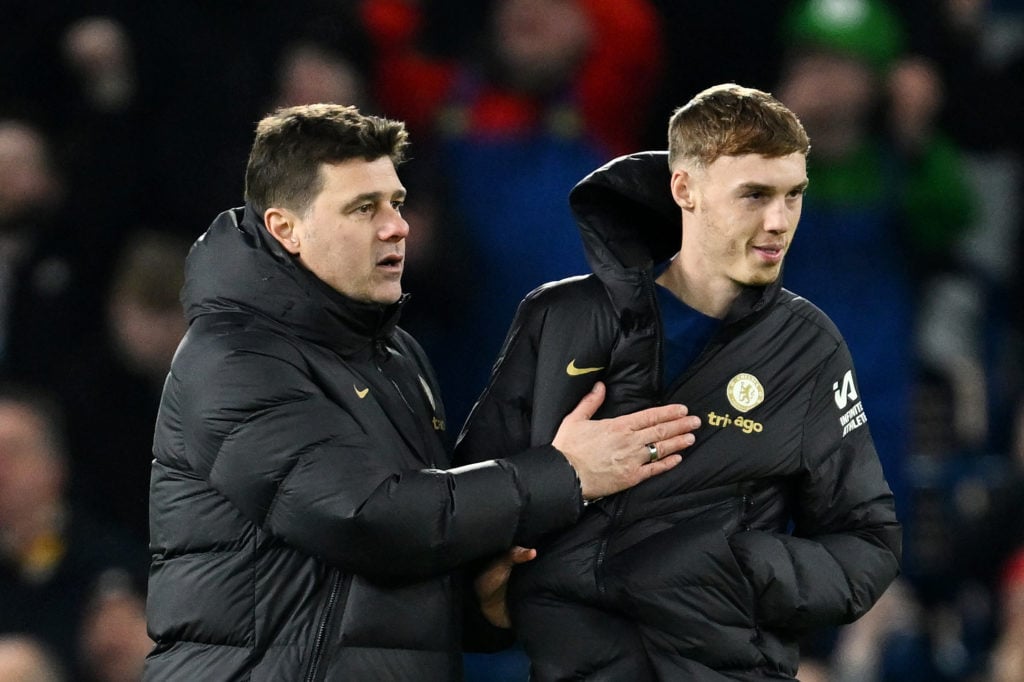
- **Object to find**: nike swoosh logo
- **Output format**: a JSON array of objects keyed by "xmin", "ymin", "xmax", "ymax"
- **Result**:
[
  {"xmin": 566, "ymin": 359, "xmax": 605, "ymax": 376},
  {"xmin": 354, "ymin": 385, "xmax": 370, "ymax": 399}
]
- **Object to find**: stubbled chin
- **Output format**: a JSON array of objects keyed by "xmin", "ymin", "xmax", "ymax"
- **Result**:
[
  {"xmin": 745, "ymin": 265, "xmax": 782, "ymax": 286},
  {"xmin": 379, "ymin": 286, "xmax": 404, "ymax": 304}
]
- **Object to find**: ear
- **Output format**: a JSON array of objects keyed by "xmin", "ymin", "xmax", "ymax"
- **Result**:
[
  {"xmin": 670, "ymin": 169, "xmax": 696, "ymax": 211},
  {"xmin": 264, "ymin": 207, "xmax": 301, "ymax": 255}
]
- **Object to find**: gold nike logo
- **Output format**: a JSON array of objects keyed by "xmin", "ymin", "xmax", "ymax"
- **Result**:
[
  {"xmin": 354, "ymin": 385, "xmax": 370, "ymax": 399},
  {"xmin": 566, "ymin": 359, "xmax": 605, "ymax": 376}
]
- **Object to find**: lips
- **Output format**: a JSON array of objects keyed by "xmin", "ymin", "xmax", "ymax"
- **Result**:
[
  {"xmin": 752, "ymin": 243, "xmax": 785, "ymax": 262},
  {"xmin": 376, "ymin": 254, "xmax": 404, "ymax": 273}
]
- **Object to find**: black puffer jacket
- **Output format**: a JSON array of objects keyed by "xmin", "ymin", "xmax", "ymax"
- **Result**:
[
  {"xmin": 144, "ymin": 205, "xmax": 582, "ymax": 681},
  {"xmin": 455, "ymin": 152, "xmax": 902, "ymax": 681}
]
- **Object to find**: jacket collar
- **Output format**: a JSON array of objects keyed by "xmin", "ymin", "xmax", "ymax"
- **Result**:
[{"xmin": 181, "ymin": 203, "xmax": 406, "ymax": 358}]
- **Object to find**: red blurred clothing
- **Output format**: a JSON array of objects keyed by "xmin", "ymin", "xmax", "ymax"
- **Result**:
[{"xmin": 360, "ymin": 0, "xmax": 664, "ymax": 156}]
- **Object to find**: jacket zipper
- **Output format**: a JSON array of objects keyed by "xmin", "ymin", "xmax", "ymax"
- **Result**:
[
  {"xmin": 595, "ymin": 496, "xmax": 626, "ymax": 596},
  {"xmin": 645, "ymin": 272, "xmax": 665, "ymax": 399},
  {"xmin": 737, "ymin": 482, "xmax": 755, "ymax": 531},
  {"xmin": 304, "ymin": 570, "xmax": 343, "ymax": 682},
  {"xmin": 597, "ymin": 271, "xmax": 664, "ymax": 596}
]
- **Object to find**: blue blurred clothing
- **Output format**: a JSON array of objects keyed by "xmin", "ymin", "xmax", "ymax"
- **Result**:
[{"xmin": 431, "ymin": 132, "xmax": 597, "ymax": 429}]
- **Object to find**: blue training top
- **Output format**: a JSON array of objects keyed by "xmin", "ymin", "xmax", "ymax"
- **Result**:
[{"xmin": 655, "ymin": 282, "xmax": 721, "ymax": 390}]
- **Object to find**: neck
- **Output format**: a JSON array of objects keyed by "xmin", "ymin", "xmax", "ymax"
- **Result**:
[{"xmin": 656, "ymin": 254, "xmax": 740, "ymax": 320}]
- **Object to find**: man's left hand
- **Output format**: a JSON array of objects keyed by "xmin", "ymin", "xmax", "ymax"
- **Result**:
[{"xmin": 475, "ymin": 546, "xmax": 537, "ymax": 628}]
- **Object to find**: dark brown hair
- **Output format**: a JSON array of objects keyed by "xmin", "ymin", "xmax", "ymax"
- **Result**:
[{"xmin": 244, "ymin": 104, "xmax": 409, "ymax": 215}]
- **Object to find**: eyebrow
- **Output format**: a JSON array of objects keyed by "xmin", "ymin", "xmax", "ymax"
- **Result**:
[
  {"xmin": 738, "ymin": 180, "xmax": 809, "ymax": 194},
  {"xmin": 342, "ymin": 189, "xmax": 407, "ymax": 213}
]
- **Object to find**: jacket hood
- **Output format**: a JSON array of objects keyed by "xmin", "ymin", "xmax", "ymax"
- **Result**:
[
  {"xmin": 569, "ymin": 151, "xmax": 681, "ymax": 278},
  {"xmin": 181, "ymin": 203, "xmax": 404, "ymax": 357},
  {"xmin": 568, "ymin": 151, "xmax": 781, "ymax": 325}
]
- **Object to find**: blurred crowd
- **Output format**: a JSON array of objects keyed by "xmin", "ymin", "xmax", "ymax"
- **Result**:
[{"xmin": 0, "ymin": 0, "xmax": 1021, "ymax": 680}]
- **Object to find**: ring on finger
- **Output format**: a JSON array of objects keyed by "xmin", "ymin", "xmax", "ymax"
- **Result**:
[{"xmin": 645, "ymin": 442, "xmax": 659, "ymax": 463}]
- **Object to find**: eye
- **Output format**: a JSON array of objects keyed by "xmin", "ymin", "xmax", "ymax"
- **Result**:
[
  {"xmin": 787, "ymin": 187, "xmax": 805, "ymax": 199},
  {"xmin": 391, "ymin": 200, "xmax": 404, "ymax": 212}
]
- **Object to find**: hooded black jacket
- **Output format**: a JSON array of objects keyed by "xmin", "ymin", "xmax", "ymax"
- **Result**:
[
  {"xmin": 143, "ymin": 205, "xmax": 583, "ymax": 681},
  {"xmin": 455, "ymin": 152, "xmax": 902, "ymax": 681}
]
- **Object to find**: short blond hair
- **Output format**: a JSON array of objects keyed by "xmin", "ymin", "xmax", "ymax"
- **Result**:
[{"xmin": 667, "ymin": 83, "xmax": 810, "ymax": 170}]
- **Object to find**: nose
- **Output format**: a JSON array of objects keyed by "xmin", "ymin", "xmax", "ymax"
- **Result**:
[
  {"xmin": 378, "ymin": 206, "xmax": 410, "ymax": 242},
  {"xmin": 764, "ymin": 197, "xmax": 794, "ymax": 234}
]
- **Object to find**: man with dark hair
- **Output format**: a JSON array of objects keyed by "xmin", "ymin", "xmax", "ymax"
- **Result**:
[
  {"xmin": 143, "ymin": 103, "xmax": 700, "ymax": 681},
  {"xmin": 456, "ymin": 84, "xmax": 902, "ymax": 679},
  {"xmin": 0, "ymin": 383, "xmax": 149, "ymax": 680}
]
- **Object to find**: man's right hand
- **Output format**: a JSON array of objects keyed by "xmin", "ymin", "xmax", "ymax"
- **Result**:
[{"xmin": 552, "ymin": 381, "xmax": 700, "ymax": 500}]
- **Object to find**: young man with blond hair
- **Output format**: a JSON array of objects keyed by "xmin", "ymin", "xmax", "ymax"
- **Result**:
[{"xmin": 457, "ymin": 84, "xmax": 901, "ymax": 680}]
